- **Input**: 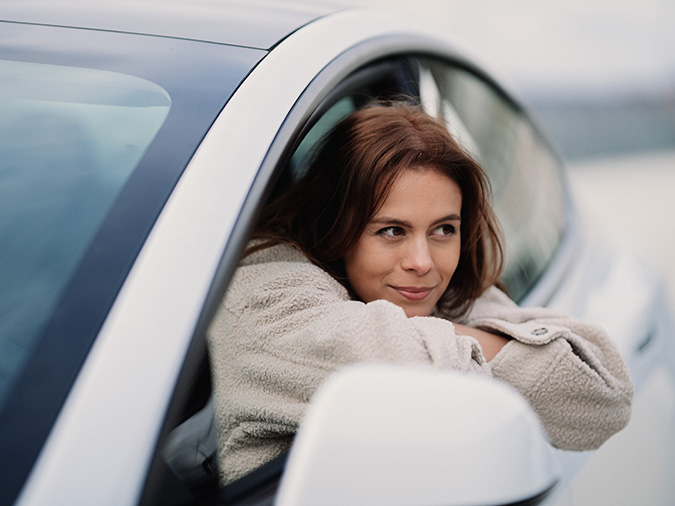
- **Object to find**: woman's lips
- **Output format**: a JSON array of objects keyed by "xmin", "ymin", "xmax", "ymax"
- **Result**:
[{"xmin": 392, "ymin": 286, "xmax": 435, "ymax": 301}]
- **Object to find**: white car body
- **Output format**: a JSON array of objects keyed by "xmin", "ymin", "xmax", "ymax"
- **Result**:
[{"xmin": 2, "ymin": 3, "xmax": 673, "ymax": 505}]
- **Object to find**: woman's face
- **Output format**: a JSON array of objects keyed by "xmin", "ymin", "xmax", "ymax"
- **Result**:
[{"xmin": 344, "ymin": 168, "xmax": 462, "ymax": 317}]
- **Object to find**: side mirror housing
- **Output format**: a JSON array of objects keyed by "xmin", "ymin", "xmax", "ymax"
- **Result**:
[{"xmin": 276, "ymin": 365, "xmax": 559, "ymax": 506}]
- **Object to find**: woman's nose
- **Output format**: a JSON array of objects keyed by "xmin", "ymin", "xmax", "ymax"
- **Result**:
[{"xmin": 401, "ymin": 238, "xmax": 433, "ymax": 274}]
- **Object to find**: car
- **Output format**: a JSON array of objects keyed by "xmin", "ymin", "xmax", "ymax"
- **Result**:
[{"xmin": 1, "ymin": 1, "xmax": 674, "ymax": 505}]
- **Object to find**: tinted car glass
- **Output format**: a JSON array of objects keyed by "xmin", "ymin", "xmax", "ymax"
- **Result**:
[
  {"xmin": 288, "ymin": 96, "xmax": 357, "ymax": 182},
  {"xmin": 0, "ymin": 60, "xmax": 171, "ymax": 406},
  {"xmin": 0, "ymin": 21, "xmax": 264, "ymax": 505},
  {"xmin": 417, "ymin": 57, "xmax": 566, "ymax": 300}
]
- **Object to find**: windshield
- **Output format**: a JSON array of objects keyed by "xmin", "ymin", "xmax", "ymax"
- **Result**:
[
  {"xmin": 0, "ymin": 60, "xmax": 171, "ymax": 407},
  {"xmin": 0, "ymin": 21, "xmax": 265, "ymax": 505}
]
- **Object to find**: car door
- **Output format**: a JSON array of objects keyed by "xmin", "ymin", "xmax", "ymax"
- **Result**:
[{"xmin": 138, "ymin": 46, "xmax": 575, "ymax": 505}]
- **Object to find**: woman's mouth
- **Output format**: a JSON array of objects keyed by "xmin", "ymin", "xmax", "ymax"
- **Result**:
[{"xmin": 392, "ymin": 286, "xmax": 435, "ymax": 301}]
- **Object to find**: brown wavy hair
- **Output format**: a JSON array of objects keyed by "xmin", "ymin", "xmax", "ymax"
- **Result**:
[{"xmin": 250, "ymin": 101, "xmax": 504, "ymax": 318}]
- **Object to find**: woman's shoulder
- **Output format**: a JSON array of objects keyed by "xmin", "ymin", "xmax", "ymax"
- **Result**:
[
  {"xmin": 468, "ymin": 286, "xmax": 517, "ymax": 314},
  {"xmin": 227, "ymin": 240, "xmax": 349, "ymax": 303},
  {"xmin": 240, "ymin": 240, "xmax": 310, "ymax": 266},
  {"xmin": 446, "ymin": 286, "xmax": 517, "ymax": 324},
  {"xmin": 468, "ymin": 285, "xmax": 593, "ymax": 324}
]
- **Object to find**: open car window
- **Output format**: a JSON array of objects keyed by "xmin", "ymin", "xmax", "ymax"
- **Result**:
[{"xmin": 280, "ymin": 56, "xmax": 568, "ymax": 303}]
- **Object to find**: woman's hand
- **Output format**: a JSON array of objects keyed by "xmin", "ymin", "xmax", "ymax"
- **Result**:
[{"xmin": 452, "ymin": 323, "xmax": 510, "ymax": 361}]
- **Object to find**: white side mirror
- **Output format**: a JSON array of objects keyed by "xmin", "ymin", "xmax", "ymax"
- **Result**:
[{"xmin": 276, "ymin": 365, "xmax": 559, "ymax": 506}]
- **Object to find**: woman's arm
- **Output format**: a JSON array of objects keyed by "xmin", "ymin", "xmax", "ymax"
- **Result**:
[
  {"xmin": 207, "ymin": 244, "xmax": 492, "ymax": 483},
  {"xmin": 463, "ymin": 286, "xmax": 633, "ymax": 451},
  {"xmin": 452, "ymin": 323, "xmax": 510, "ymax": 361}
]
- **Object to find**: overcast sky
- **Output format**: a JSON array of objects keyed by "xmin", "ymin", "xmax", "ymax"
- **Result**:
[{"xmin": 311, "ymin": 0, "xmax": 675, "ymax": 97}]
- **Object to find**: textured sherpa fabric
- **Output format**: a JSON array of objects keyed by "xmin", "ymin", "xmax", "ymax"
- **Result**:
[{"xmin": 207, "ymin": 243, "xmax": 633, "ymax": 484}]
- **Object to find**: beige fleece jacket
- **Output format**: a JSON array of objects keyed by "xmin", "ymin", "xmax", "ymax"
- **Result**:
[{"xmin": 207, "ymin": 243, "xmax": 633, "ymax": 484}]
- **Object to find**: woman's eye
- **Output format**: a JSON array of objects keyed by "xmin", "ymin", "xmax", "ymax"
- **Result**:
[
  {"xmin": 377, "ymin": 226, "xmax": 404, "ymax": 237},
  {"xmin": 432, "ymin": 224, "xmax": 457, "ymax": 236}
]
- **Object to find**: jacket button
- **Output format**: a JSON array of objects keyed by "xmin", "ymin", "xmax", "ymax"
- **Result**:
[{"xmin": 532, "ymin": 327, "xmax": 548, "ymax": 336}]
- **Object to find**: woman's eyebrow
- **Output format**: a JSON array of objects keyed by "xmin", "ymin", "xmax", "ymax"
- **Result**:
[
  {"xmin": 369, "ymin": 217, "xmax": 412, "ymax": 227},
  {"xmin": 369, "ymin": 214, "xmax": 461, "ymax": 227},
  {"xmin": 432, "ymin": 214, "xmax": 461, "ymax": 224}
]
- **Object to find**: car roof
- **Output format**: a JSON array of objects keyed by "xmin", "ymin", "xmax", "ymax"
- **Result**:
[{"xmin": 0, "ymin": 0, "xmax": 337, "ymax": 49}]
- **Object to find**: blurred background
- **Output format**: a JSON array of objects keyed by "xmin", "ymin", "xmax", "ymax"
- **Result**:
[{"xmin": 297, "ymin": 0, "xmax": 675, "ymax": 304}]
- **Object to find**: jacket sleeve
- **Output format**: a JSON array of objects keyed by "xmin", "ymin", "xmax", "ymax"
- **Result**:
[
  {"xmin": 461, "ymin": 286, "xmax": 634, "ymax": 451},
  {"xmin": 214, "ymin": 251, "xmax": 490, "ymax": 402}
]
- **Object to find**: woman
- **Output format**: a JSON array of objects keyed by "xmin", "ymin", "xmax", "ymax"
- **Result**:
[{"xmin": 207, "ymin": 102, "xmax": 633, "ymax": 484}]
